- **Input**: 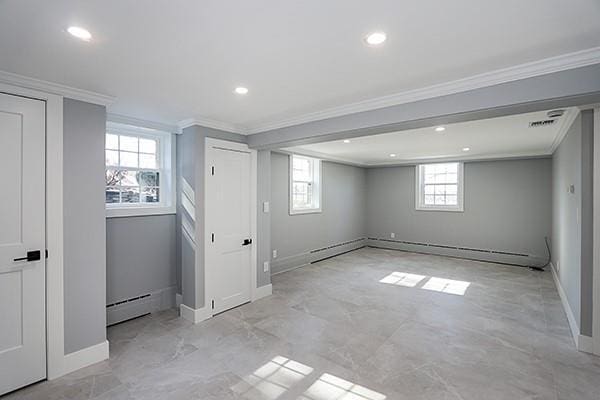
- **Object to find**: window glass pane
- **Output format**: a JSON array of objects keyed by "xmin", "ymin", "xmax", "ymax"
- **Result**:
[
  {"xmin": 106, "ymin": 150, "xmax": 119, "ymax": 166},
  {"xmin": 293, "ymin": 157, "xmax": 312, "ymax": 181},
  {"xmin": 424, "ymin": 185, "xmax": 434, "ymax": 195},
  {"xmin": 446, "ymin": 184, "xmax": 457, "ymax": 195},
  {"xmin": 106, "ymin": 134, "xmax": 119, "ymax": 150},
  {"xmin": 141, "ymin": 187, "xmax": 159, "ymax": 203},
  {"xmin": 435, "ymin": 195, "xmax": 445, "ymax": 204},
  {"xmin": 119, "ymin": 151, "xmax": 138, "ymax": 168},
  {"xmin": 446, "ymin": 195, "xmax": 458, "ymax": 205},
  {"xmin": 434, "ymin": 185, "xmax": 445, "ymax": 195},
  {"xmin": 106, "ymin": 187, "xmax": 120, "ymax": 203},
  {"xmin": 446, "ymin": 173, "xmax": 457, "ymax": 184},
  {"xmin": 424, "ymin": 173, "xmax": 435, "ymax": 184},
  {"xmin": 120, "ymin": 170, "xmax": 140, "ymax": 186},
  {"xmin": 139, "ymin": 138, "xmax": 157, "ymax": 154},
  {"xmin": 139, "ymin": 153, "xmax": 157, "ymax": 169},
  {"xmin": 138, "ymin": 171, "xmax": 158, "ymax": 186},
  {"xmin": 120, "ymin": 187, "xmax": 140, "ymax": 203},
  {"xmin": 424, "ymin": 195, "xmax": 434, "ymax": 205},
  {"xmin": 120, "ymin": 135, "xmax": 138, "ymax": 152},
  {"xmin": 106, "ymin": 169, "xmax": 123, "ymax": 186}
]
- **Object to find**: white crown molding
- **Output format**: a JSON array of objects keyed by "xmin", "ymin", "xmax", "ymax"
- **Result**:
[
  {"xmin": 107, "ymin": 113, "xmax": 177, "ymax": 133},
  {"xmin": 549, "ymin": 107, "xmax": 580, "ymax": 153},
  {"xmin": 177, "ymin": 117, "xmax": 246, "ymax": 135},
  {"xmin": 243, "ymin": 46, "xmax": 600, "ymax": 134},
  {"xmin": 0, "ymin": 69, "xmax": 115, "ymax": 106}
]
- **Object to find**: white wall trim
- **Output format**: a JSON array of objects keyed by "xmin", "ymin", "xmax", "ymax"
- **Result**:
[
  {"xmin": 252, "ymin": 284, "xmax": 273, "ymax": 301},
  {"xmin": 107, "ymin": 113, "xmax": 177, "ymax": 134},
  {"xmin": 550, "ymin": 108, "xmax": 580, "ymax": 153},
  {"xmin": 550, "ymin": 262, "xmax": 583, "ymax": 350},
  {"xmin": 242, "ymin": 47, "xmax": 600, "ymax": 134},
  {"xmin": 578, "ymin": 335, "xmax": 594, "ymax": 354},
  {"xmin": 62, "ymin": 341, "xmax": 109, "ymax": 376},
  {"xmin": 177, "ymin": 117, "xmax": 245, "ymax": 135},
  {"xmin": 0, "ymin": 70, "xmax": 115, "ymax": 106},
  {"xmin": 179, "ymin": 304, "xmax": 212, "ymax": 324},
  {"xmin": 593, "ymin": 107, "xmax": 600, "ymax": 356}
]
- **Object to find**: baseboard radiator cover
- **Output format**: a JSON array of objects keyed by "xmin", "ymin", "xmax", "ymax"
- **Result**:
[
  {"xmin": 271, "ymin": 238, "xmax": 367, "ymax": 275},
  {"xmin": 367, "ymin": 237, "xmax": 546, "ymax": 267},
  {"xmin": 106, "ymin": 286, "xmax": 177, "ymax": 326}
]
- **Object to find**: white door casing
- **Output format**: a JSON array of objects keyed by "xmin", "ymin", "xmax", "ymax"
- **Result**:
[
  {"xmin": 0, "ymin": 93, "xmax": 46, "ymax": 395},
  {"xmin": 593, "ymin": 107, "xmax": 600, "ymax": 356},
  {"xmin": 205, "ymin": 138, "xmax": 257, "ymax": 315}
]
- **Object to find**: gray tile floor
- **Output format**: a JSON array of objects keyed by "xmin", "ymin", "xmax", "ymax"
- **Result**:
[{"xmin": 7, "ymin": 247, "xmax": 600, "ymax": 399}]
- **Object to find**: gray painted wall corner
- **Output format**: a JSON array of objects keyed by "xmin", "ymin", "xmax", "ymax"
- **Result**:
[{"xmin": 63, "ymin": 98, "xmax": 107, "ymax": 354}]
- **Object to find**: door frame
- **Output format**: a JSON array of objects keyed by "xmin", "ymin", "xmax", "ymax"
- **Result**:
[
  {"xmin": 0, "ymin": 83, "xmax": 64, "ymax": 378},
  {"xmin": 204, "ymin": 137, "xmax": 258, "ymax": 317},
  {"xmin": 593, "ymin": 107, "xmax": 600, "ymax": 356}
]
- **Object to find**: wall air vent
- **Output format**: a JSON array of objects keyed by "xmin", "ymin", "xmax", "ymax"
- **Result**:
[{"xmin": 528, "ymin": 119, "xmax": 556, "ymax": 128}]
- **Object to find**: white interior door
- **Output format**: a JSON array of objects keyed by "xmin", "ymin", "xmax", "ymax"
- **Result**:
[
  {"xmin": 0, "ymin": 92, "xmax": 46, "ymax": 395},
  {"xmin": 206, "ymin": 141, "xmax": 253, "ymax": 315}
]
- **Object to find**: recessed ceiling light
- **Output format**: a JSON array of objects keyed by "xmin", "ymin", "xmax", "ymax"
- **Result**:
[
  {"xmin": 343, "ymin": 139, "xmax": 351, "ymax": 143},
  {"xmin": 462, "ymin": 147, "xmax": 470, "ymax": 152},
  {"xmin": 234, "ymin": 87, "xmax": 249, "ymax": 95},
  {"xmin": 389, "ymin": 153, "xmax": 397, "ymax": 157},
  {"xmin": 435, "ymin": 126, "xmax": 446, "ymax": 132},
  {"xmin": 365, "ymin": 31, "xmax": 387, "ymax": 46},
  {"xmin": 67, "ymin": 26, "xmax": 92, "ymax": 41}
]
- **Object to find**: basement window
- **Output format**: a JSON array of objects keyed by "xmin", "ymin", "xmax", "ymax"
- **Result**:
[
  {"xmin": 289, "ymin": 154, "xmax": 322, "ymax": 214},
  {"xmin": 105, "ymin": 123, "xmax": 175, "ymax": 217},
  {"xmin": 416, "ymin": 162, "xmax": 464, "ymax": 212}
]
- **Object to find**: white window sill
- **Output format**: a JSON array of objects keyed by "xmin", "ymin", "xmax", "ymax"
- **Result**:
[
  {"xmin": 290, "ymin": 208, "xmax": 322, "ymax": 216},
  {"xmin": 415, "ymin": 206, "xmax": 464, "ymax": 213},
  {"xmin": 106, "ymin": 205, "xmax": 176, "ymax": 218}
]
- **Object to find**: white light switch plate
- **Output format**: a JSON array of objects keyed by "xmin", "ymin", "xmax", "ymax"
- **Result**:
[
  {"xmin": 390, "ymin": 233, "xmax": 396, "ymax": 239},
  {"xmin": 263, "ymin": 201, "xmax": 270, "ymax": 213},
  {"xmin": 272, "ymin": 249, "xmax": 278, "ymax": 259},
  {"xmin": 263, "ymin": 261, "xmax": 270, "ymax": 272}
]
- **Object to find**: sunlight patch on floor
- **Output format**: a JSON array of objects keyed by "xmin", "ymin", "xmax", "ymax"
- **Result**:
[
  {"xmin": 379, "ymin": 272, "xmax": 471, "ymax": 296},
  {"xmin": 300, "ymin": 373, "xmax": 386, "ymax": 400},
  {"xmin": 232, "ymin": 356, "xmax": 314, "ymax": 399}
]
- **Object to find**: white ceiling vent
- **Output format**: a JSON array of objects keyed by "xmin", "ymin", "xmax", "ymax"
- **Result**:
[{"xmin": 528, "ymin": 119, "xmax": 556, "ymax": 128}]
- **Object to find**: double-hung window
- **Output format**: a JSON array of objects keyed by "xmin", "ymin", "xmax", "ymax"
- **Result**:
[
  {"xmin": 416, "ymin": 162, "xmax": 464, "ymax": 212},
  {"xmin": 105, "ymin": 124, "xmax": 175, "ymax": 217},
  {"xmin": 289, "ymin": 154, "xmax": 322, "ymax": 214}
]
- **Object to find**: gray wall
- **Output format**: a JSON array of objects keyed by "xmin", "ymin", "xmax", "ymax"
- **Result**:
[
  {"xmin": 270, "ymin": 152, "xmax": 367, "ymax": 273},
  {"xmin": 257, "ymin": 150, "xmax": 272, "ymax": 286},
  {"xmin": 63, "ymin": 98, "xmax": 107, "ymax": 354},
  {"xmin": 366, "ymin": 158, "xmax": 552, "ymax": 264},
  {"xmin": 106, "ymin": 215, "xmax": 176, "ymax": 304},
  {"xmin": 552, "ymin": 112, "xmax": 594, "ymax": 336}
]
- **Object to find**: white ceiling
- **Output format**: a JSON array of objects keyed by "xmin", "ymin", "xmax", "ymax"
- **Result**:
[
  {"xmin": 0, "ymin": 1, "xmax": 599, "ymax": 133},
  {"xmin": 283, "ymin": 109, "xmax": 577, "ymax": 165}
]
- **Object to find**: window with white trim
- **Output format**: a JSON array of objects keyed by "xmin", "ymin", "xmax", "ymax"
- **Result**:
[
  {"xmin": 105, "ymin": 124, "xmax": 175, "ymax": 217},
  {"xmin": 289, "ymin": 154, "xmax": 321, "ymax": 214},
  {"xmin": 416, "ymin": 162, "xmax": 464, "ymax": 212}
]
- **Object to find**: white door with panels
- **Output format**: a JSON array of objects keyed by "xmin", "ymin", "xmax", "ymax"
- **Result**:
[
  {"xmin": 206, "ymin": 139, "xmax": 255, "ymax": 315},
  {"xmin": 0, "ymin": 93, "xmax": 46, "ymax": 395}
]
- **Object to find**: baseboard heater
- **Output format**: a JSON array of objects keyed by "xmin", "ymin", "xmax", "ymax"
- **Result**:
[
  {"xmin": 367, "ymin": 237, "xmax": 531, "ymax": 258},
  {"xmin": 106, "ymin": 286, "xmax": 176, "ymax": 326},
  {"xmin": 310, "ymin": 237, "xmax": 367, "ymax": 254}
]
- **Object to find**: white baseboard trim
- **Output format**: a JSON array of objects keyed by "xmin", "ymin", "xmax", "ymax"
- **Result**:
[
  {"xmin": 578, "ymin": 334, "xmax": 594, "ymax": 354},
  {"xmin": 253, "ymin": 284, "xmax": 272, "ymax": 301},
  {"xmin": 180, "ymin": 304, "xmax": 212, "ymax": 324},
  {"xmin": 550, "ymin": 263, "xmax": 583, "ymax": 349},
  {"xmin": 175, "ymin": 293, "xmax": 183, "ymax": 308},
  {"xmin": 60, "ymin": 340, "xmax": 109, "ymax": 377}
]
